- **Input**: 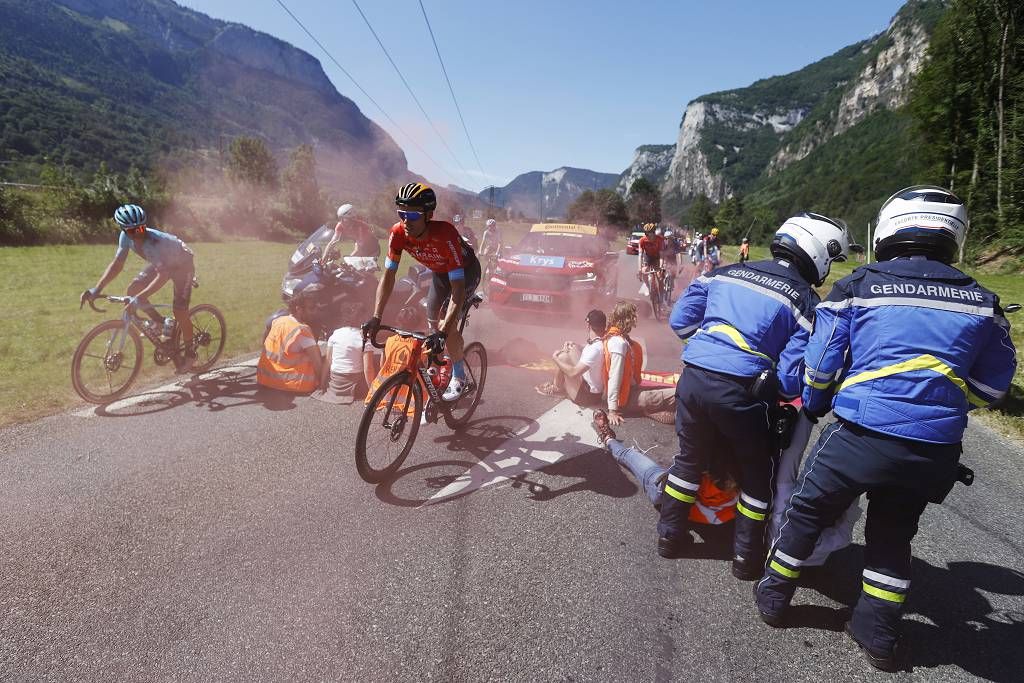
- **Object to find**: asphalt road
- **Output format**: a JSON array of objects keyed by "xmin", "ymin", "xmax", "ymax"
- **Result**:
[{"xmin": 1, "ymin": 254, "xmax": 1022, "ymax": 681}]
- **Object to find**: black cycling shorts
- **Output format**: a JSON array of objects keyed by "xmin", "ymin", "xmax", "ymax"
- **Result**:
[
  {"xmin": 131, "ymin": 260, "xmax": 195, "ymax": 309},
  {"xmin": 426, "ymin": 252, "xmax": 481, "ymax": 320}
]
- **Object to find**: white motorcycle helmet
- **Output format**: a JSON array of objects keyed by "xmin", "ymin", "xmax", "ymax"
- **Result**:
[
  {"xmin": 874, "ymin": 185, "xmax": 966, "ymax": 263},
  {"xmin": 337, "ymin": 203, "xmax": 354, "ymax": 219},
  {"xmin": 664, "ymin": 229, "xmax": 673, "ymax": 238},
  {"xmin": 770, "ymin": 212, "xmax": 850, "ymax": 286}
]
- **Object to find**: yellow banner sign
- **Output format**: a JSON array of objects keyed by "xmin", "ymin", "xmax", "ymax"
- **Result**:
[{"xmin": 530, "ymin": 223, "xmax": 598, "ymax": 236}]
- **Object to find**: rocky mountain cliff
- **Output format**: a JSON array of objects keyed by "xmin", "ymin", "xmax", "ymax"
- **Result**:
[
  {"xmin": 480, "ymin": 167, "xmax": 619, "ymax": 220},
  {"xmin": 617, "ymin": 0, "xmax": 947, "ymax": 209},
  {"xmin": 617, "ymin": 145, "xmax": 675, "ymax": 197},
  {"xmin": 0, "ymin": 0, "xmax": 410, "ymax": 193}
]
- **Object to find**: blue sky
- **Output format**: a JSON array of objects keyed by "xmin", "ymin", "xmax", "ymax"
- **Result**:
[{"xmin": 181, "ymin": 0, "xmax": 906, "ymax": 192}]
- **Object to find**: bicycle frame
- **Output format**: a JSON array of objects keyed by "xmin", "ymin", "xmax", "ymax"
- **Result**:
[{"xmin": 91, "ymin": 296, "xmax": 176, "ymax": 354}]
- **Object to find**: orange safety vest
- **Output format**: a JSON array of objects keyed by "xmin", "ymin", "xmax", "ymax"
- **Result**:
[
  {"xmin": 257, "ymin": 315, "xmax": 319, "ymax": 392},
  {"xmin": 365, "ymin": 334, "xmax": 428, "ymax": 415},
  {"xmin": 689, "ymin": 474, "xmax": 738, "ymax": 525},
  {"xmin": 602, "ymin": 326, "xmax": 643, "ymax": 408}
]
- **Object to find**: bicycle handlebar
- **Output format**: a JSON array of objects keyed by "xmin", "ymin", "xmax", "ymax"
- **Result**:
[
  {"xmin": 365, "ymin": 324, "xmax": 446, "ymax": 365},
  {"xmin": 80, "ymin": 294, "xmax": 131, "ymax": 313}
]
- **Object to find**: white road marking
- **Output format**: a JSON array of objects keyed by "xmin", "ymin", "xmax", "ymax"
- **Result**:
[
  {"xmin": 73, "ymin": 360, "xmax": 258, "ymax": 417},
  {"xmin": 424, "ymin": 399, "xmax": 604, "ymax": 504}
]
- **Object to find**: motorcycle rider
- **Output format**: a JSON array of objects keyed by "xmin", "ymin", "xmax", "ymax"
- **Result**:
[
  {"xmin": 657, "ymin": 213, "xmax": 850, "ymax": 580},
  {"xmin": 363, "ymin": 183, "xmax": 481, "ymax": 401},
  {"xmin": 323, "ymin": 203, "xmax": 380, "ymax": 261},
  {"xmin": 755, "ymin": 187, "xmax": 1017, "ymax": 672},
  {"xmin": 80, "ymin": 204, "xmax": 196, "ymax": 371}
]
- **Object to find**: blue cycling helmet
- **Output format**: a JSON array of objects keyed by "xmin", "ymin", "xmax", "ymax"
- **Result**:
[{"xmin": 114, "ymin": 204, "xmax": 147, "ymax": 229}]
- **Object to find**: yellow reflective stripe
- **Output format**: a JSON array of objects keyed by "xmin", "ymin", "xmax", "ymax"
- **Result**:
[
  {"xmin": 840, "ymin": 354, "xmax": 973, "ymax": 401},
  {"xmin": 736, "ymin": 500, "xmax": 767, "ymax": 521},
  {"xmin": 664, "ymin": 484, "xmax": 696, "ymax": 504},
  {"xmin": 705, "ymin": 324, "xmax": 773, "ymax": 362},
  {"xmin": 804, "ymin": 371, "xmax": 834, "ymax": 390},
  {"xmin": 770, "ymin": 560, "xmax": 799, "ymax": 579},
  {"xmin": 257, "ymin": 367, "xmax": 317, "ymax": 383},
  {"xmin": 862, "ymin": 581, "xmax": 906, "ymax": 603},
  {"xmin": 967, "ymin": 391, "xmax": 989, "ymax": 408}
]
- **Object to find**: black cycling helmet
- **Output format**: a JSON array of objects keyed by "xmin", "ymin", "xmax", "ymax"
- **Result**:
[{"xmin": 395, "ymin": 182, "xmax": 437, "ymax": 211}]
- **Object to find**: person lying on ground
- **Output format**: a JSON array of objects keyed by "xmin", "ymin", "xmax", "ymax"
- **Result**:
[
  {"xmin": 535, "ymin": 308, "xmax": 607, "ymax": 405},
  {"xmin": 601, "ymin": 301, "xmax": 675, "ymax": 426}
]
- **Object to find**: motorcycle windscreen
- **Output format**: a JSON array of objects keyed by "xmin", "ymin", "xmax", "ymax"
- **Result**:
[{"xmin": 290, "ymin": 224, "xmax": 334, "ymax": 268}]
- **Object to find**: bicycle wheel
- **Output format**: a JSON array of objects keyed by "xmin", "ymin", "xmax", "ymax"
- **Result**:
[
  {"xmin": 71, "ymin": 320, "xmax": 144, "ymax": 404},
  {"xmin": 177, "ymin": 303, "xmax": 227, "ymax": 373},
  {"xmin": 354, "ymin": 370, "xmax": 423, "ymax": 483},
  {"xmin": 443, "ymin": 341, "xmax": 488, "ymax": 429},
  {"xmin": 650, "ymin": 280, "xmax": 664, "ymax": 321}
]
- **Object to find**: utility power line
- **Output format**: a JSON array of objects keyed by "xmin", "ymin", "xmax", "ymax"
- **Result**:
[
  {"xmin": 271, "ymin": 0, "xmax": 456, "ymax": 185},
  {"xmin": 350, "ymin": 0, "xmax": 471, "ymax": 184},
  {"xmin": 418, "ymin": 0, "xmax": 486, "ymax": 180}
]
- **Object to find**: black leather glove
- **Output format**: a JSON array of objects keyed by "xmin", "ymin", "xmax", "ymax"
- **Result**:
[
  {"xmin": 361, "ymin": 316, "xmax": 381, "ymax": 341},
  {"xmin": 80, "ymin": 287, "xmax": 99, "ymax": 305},
  {"xmin": 424, "ymin": 331, "xmax": 447, "ymax": 354}
]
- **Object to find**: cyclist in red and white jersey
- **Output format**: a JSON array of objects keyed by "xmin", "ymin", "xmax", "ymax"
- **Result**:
[{"xmin": 363, "ymin": 183, "xmax": 481, "ymax": 401}]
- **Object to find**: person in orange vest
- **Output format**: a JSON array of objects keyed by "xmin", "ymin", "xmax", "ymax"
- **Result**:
[
  {"xmin": 257, "ymin": 284, "xmax": 325, "ymax": 393},
  {"xmin": 601, "ymin": 301, "xmax": 674, "ymax": 426}
]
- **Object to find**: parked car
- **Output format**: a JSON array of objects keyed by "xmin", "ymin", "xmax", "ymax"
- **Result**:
[{"xmin": 488, "ymin": 223, "xmax": 618, "ymax": 319}]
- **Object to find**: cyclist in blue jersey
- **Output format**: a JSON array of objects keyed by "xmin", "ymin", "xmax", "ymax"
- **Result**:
[{"xmin": 80, "ymin": 204, "xmax": 197, "ymax": 370}]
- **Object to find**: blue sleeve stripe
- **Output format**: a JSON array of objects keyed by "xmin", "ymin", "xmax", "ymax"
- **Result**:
[
  {"xmin": 448, "ymin": 268, "xmax": 465, "ymax": 281},
  {"xmin": 384, "ymin": 257, "xmax": 399, "ymax": 271}
]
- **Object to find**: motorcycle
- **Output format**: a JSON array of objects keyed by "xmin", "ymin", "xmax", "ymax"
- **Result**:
[{"xmin": 267, "ymin": 225, "xmax": 426, "ymax": 340}]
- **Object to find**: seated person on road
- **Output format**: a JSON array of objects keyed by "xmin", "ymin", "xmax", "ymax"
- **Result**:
[
  {"xmin": 80, "ymin": 204, "xmax": 197, "ymax": 371},
  {"xmin": 323, "ymin": 203, "xmax": 380, "ymax": 260},
  {"xmin": 637, "ymin": 223, "xmax": 664, "ymax": 280},
  {"xmin": 657, "ymin": 213, "xmax": 850, "ymax": 580},
  {"xmin": 535, "ymin": 309, "xmax": 607, "ymax": 405},
  {"xmin": 602, "ymin": 301, "xmax": 675, "ymax": 426},
  {"xmin": 312, "ymin": 300, "xmax": 380, "ymax": 405},
  {"xmin": 257, "ymin": 283, "xmax": 325, "ymax": 394},
  {"xmin": 363, "ymin": 183, "xmax": 481, "ymax": 402}
]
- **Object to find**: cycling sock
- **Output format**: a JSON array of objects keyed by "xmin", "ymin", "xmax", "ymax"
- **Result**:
[{"xmin": 452, "ymin": 360, "xmax": 466, "ymax": 380}]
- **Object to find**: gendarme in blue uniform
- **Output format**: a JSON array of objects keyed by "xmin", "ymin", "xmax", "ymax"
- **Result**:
[{"xmin": 803, "ymin": 256, "xmax": 1016, "ymax": 443}]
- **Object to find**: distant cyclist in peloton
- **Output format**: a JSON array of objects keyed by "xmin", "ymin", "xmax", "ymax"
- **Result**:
[
  {"xmin": 80, "ymin": 204, "xmax": 197, "ymax": 371},
  {"xmin": 636, "ymin": 223, "xmax": 664, "ymax": 283},
  {"xmin": 453, "ymin": 214, "xmax": 477, "ymax": 251},
  {"xmin": 479, "ymin": 218, "xmax": 502, "ymax": 260},
  {"xmin": 704, "ymin": 227, "xmax": 722, "ymax": 267},
  {"xmin": 362, "ymin": 183, "xmax": 482, "ymax": 401}
]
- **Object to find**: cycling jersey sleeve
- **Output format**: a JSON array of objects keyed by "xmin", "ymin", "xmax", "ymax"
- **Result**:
[
  {"xmin": 802, "ymin": 282, "xmax": 853, "ymax": 414},
  {"xmin": 385, "ymin": 223, "xmax": 404, "ymax": 271},
  {"xmin": 114, "ymin": 231, "xmax": 130, "ymax": 261},
  {"xmin": 669, "ymin": 275, "xmax": 710, "ymax": 340}
]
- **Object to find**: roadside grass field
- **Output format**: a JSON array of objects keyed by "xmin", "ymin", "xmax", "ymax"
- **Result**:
[
  {"xmin": 0, "ymin": 241, "xmax": 293, "ymax": 427},
  {"xmin": 3, "ymin": 237, "xmax": 1021, "ymax": 439}
]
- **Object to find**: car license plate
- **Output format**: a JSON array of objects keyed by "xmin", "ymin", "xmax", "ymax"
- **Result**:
[{"xmin": 522, "ymin": 293, "xmax": 552, "ymax": 304}]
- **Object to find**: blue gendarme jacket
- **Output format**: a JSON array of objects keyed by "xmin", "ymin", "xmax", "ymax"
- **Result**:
[
  {"xmin": 803, "ymin": 257, "xmax": 1017, "ymax": 444},
  {"xmin": 669, "ymin": 259, "xmax": 818, "ymax": 399}
]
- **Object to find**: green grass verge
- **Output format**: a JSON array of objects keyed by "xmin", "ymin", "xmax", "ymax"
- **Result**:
[{"xmin": 0, "ymin": 241, "xmax": 293, "ymax": 427}]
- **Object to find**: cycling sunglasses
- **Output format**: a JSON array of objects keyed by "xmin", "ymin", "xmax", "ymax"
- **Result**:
[
  {"xmin": 121, "ymin": 225, "xmax": 146, "ymax": 234},
  {"xmin": 397, "ymin": 210, "xmax": 423, "ymax": 222}
]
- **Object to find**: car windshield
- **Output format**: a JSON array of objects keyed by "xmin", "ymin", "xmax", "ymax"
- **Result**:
[{"xmin": 514, "ymin": 232, "xmax": 607, "ymax": 257}]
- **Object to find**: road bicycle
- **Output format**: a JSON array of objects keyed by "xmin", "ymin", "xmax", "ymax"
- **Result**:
[
  {"xmin": 72, "ymin": 294, "xmax": 226, "ymax": 403},
  {"xmin": 354, "ymin": 292, "xmax": 486, "ymax": 483},
  {"xmin": 642, "ymin": 266, "xmax": 670, "ymax": 321}
]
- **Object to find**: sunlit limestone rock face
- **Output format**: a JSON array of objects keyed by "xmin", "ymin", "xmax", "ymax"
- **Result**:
[
  {"xmin": 480, "ymin": 167, "xmax": 619, "ymax": 220},
  {"xmin": 650, "ymin": 0, "xmax": 944, "ymax": 205},
  {"xmin": 617, "ymin": 144, "xmax": 675, "ymax": 198}
]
